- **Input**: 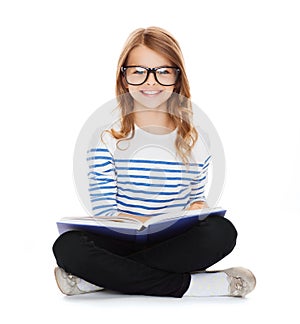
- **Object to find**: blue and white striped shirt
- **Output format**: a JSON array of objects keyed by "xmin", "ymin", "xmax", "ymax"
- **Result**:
[{"xmin": 87, "ymin": 124, "xmax": 211, "ymax": 218}]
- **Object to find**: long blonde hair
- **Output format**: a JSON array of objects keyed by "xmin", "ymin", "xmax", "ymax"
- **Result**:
[{"xmin": 111, "ymin": 26, "xmax": 198, "ymax": 164}]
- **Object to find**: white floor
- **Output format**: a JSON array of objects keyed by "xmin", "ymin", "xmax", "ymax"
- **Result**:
[
  {"xmin": 8, "ymin": 269, "xmax": 296, "ymax": 324},
  {"xmin": 3, "ymin": 219, "xmax": 299, "ymax": 324}
]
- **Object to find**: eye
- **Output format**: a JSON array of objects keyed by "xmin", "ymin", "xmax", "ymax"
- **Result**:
[
  {"xmin": 157, "ymin": 67, "xmax": 171, "ymax": 75},
  {"xmin": 133, "ymin": 67, "xmax": 147, "ymax": 75}
]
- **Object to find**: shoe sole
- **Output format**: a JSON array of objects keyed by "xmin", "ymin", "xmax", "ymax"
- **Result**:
[
  {"xmin": 54, "ymin": 267, "xmax": 104, "ymax": 296},
  {"xmin": 54, "ymin": 266, "xmax": 73, "ymax": 296}
]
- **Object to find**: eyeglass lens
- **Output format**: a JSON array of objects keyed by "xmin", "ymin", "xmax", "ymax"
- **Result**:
[{"xmin": 124, "ymin": 67, "xmax": 178, "ymax": 85}]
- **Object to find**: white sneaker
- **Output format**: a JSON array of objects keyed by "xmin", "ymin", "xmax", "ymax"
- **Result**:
[
  {"xmin": 206, "ymin": 267, "xmax": 256, "ymax": 297},
  {"xmin": 54, "ymin": 267, "xmax": 104, "ymax": 296}
]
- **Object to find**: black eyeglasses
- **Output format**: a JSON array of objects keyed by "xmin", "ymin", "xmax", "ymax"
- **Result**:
[{"xmin": 121, "ymin": 66, "xmax": 180, "ymax": 86}]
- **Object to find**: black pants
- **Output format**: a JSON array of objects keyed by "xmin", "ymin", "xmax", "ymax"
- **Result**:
[{"xmin": 52, "ymin": 215, "xmax": 237, "ymax": 298}]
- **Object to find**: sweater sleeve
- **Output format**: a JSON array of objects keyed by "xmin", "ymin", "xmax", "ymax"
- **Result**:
[
  {"xmin": 188, "ymin": 155, "xmax": 211, "ymax": 205},
  {"xmin": 86, "ymin": 136, "xmax": 118, "ymax": 217}
]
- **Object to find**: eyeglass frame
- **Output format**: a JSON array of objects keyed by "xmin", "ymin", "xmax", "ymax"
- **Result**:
[{"xmin": 121, "ymin": 65, "xmax": 181, "ymax": 86}]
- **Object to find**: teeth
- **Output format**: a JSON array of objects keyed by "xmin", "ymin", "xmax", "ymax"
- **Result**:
[{"xmin": 142, "ymin": 91, "xmax": 160, "ymax": 95}]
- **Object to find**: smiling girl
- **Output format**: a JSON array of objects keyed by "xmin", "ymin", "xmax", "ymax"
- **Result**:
[{"xmin": 52, "ymin": 27, "xmax": 256, "ymax": 298}]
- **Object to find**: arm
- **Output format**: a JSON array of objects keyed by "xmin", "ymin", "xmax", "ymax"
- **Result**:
[
  {"xmin": 87, "ymin": 135, "xmax": 152, "ymax": 221},
  {"xmin": 87, "ymin": 145, "xmax": 118, "ymax": 217},
  {"xmin": 187, "ymin": 155, "xmax": 211, "ymax": 210}
]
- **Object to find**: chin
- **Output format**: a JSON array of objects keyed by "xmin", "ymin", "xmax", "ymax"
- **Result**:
[
  {"xmin": 132, "ymin": 93, "xmax": 171, "ymax": 110},
  {"xmin": 136, "ymin": 100, "xmax": 166, "ymax": 110}
]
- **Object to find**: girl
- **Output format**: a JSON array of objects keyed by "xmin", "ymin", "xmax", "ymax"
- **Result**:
[{"xmin": 52, "ymin": 27, "xmax": 256, "ymax": 298}]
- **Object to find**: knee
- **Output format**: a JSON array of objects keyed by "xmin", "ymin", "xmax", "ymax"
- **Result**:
[
  {"xmin": 205, "ymin": 215, "xmax": 238, "ymax": 252},
  {"xmin": 52, "ymin": 230, "xmax": 83, "ymax": 263}
]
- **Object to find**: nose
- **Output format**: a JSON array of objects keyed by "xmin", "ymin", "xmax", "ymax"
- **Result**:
[{"xmin": 146, "ymin": 71, "xmax": 157, "ymax": 85}]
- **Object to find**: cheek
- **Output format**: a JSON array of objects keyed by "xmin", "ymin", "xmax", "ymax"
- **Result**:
[
  {"xmin": 128, "ymin": 86, "xmax": 139, "ymax": 98},
  {"xmin": 164, "ymin": 87, "xmax": 175, "ymax": 99}
]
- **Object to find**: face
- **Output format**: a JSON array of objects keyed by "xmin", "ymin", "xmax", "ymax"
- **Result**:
[{"xmin": 124, "ymin": 45, "xmax": 176, "ymax": 111}]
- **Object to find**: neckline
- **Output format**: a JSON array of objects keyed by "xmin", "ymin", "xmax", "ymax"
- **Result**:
[{"xmin": 134, "ymin": 123, "xmax": 177, "ymax": 137}]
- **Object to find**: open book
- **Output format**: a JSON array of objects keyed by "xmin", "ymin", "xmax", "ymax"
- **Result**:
[{"xmin": 57, "ymin": 207, "xmax": 226, "ymax": 243}]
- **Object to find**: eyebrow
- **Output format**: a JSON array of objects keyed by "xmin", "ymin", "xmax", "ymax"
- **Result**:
[{"xmin": 124, "ymin": 65, "xmax": 176, "ymax": 69}]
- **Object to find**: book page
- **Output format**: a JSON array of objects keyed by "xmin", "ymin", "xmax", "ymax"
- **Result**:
[
  {"xmin": 60, "ymin": 215, "xmax": 142, "ymax": 225},
  {"xmin": 143, "ymin": 207, "xmax": 223, "ymax": 227}
]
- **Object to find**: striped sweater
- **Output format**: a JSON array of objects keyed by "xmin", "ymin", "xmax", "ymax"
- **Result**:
[{"xmin": 87, "ymin": 124, "xmax": 211, "ymax": 218}]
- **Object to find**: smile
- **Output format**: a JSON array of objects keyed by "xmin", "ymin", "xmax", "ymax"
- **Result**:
[{"xmin": 140, "ymin": 90, "xmax": 162, "ymax": 96}]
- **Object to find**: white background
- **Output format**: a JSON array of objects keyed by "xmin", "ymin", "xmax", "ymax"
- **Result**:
[{"xmin": 1, "ymin": 0, "xmax": 299, "ymax": 323}]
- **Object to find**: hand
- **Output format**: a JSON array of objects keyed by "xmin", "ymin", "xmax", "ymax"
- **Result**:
[
  {"xmin": 187, "ymin": 201, "xmax": 208, "ymax": 210},
  {"xmin": 118, "ymin": 213, "xmax": 151, "ymax": 223}
]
